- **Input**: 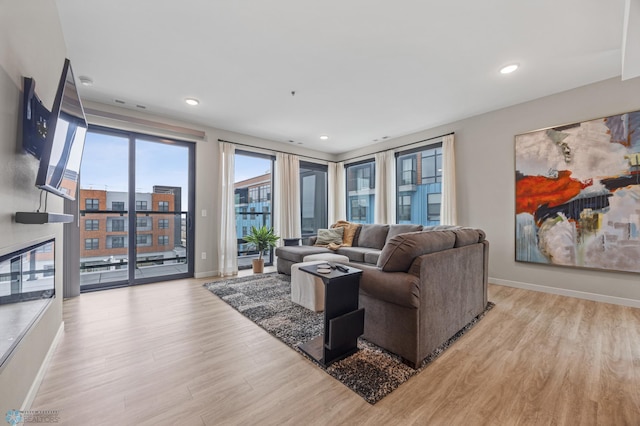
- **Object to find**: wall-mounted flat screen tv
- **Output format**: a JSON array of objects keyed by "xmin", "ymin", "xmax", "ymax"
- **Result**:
[{"xmin": 34, "ymin": 58, "xmax": 88, "ymax": 201}]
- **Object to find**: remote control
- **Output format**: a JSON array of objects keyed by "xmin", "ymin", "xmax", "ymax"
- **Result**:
[{"xmin": 335, "ymin": 264, "xmax": 349, "ymax": 273}]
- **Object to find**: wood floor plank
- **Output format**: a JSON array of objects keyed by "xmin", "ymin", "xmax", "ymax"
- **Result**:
[{"xmin": 30, "ymin": 272, "xmax": 640, "ymax": 425}]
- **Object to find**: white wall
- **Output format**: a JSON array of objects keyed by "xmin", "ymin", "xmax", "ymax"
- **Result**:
[
  {"xmin": 0, "ymin": 0, "xmax": 68, "ymax": 413},
  {"xmin": 338, "ymin": 76, "xmax": 640, "ymax": 307}
]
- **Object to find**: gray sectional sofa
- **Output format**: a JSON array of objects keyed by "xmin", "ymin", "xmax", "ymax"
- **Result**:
[
  {"xmin": 275, "ymin": 224, "xmax": 489, "ymax": 368},
  {"xmin": 276, "ymin": 224, "xmax": 427, "ymax": 275}
]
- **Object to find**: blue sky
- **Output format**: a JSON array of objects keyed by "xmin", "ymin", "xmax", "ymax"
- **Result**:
[{"xmin": 81, "ymin": 132, "xmax": 271, "ymax": 209}]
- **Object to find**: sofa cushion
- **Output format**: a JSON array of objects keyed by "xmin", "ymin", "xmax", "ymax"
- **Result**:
[
  {"xmin": 275, "ymin": 245, "xmax": 331, "ymax": 263},
  {"xmin": 376, "ymin": 230, "xmax": 456, "ymax": 272},
  {"xmin": 336, "ymin": 246, "xmax": 378, "ymax": 263},
  {"xmin": 363, "ymin": 250, "xmax": 381, "ymax": 265},
  {"xmin": 356, "ymin": 224, "xmax": 389, "ymax": 249},
  {"xmin": 386, "ymin": 224, "xmax": 423, "ymax": 243},
  {"xmin": 314, "ymin": 227, "xmax": 344, "ymax": 245},
  {"xmin": 330, "ymin": 220, "xmax": 361, "ymax": 246},
  {"xmin": 452, "ymin": 228, "xmax": 485, "ymax": 247}
]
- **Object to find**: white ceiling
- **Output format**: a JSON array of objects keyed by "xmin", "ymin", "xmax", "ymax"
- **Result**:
[{"xmin": 55, "ymin": 0, "xmax": 632, "ymax": 154}]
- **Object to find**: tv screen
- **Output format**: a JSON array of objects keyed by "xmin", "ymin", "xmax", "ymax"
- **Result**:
[{"xmin": 35, "ymin": 59, "xmax": 88, "ymax": 201}]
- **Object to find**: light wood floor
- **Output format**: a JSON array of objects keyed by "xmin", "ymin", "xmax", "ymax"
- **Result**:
[{"xmin": 32, "ymin": 270, "xmax": 640, "ymax": 425}]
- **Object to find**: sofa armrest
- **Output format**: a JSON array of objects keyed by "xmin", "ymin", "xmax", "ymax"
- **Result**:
[
  {"xmin": 412, "ymin": 244, "xmax": 487, "ymax": 349},
  {"xmin": 358, "ymin": 265, "xmax": 420, "ymax": 309}
]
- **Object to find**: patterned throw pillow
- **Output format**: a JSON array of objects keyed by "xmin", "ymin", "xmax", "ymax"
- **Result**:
[{"xmin": 314, "ymin": 227, "xmax": 344, "ymax": 246}]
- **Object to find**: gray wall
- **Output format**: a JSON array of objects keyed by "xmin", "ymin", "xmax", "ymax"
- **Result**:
[
  {"xmin": 339, "ymin": 76, "xmax": 640, "ymax": 306},
  {"xmin": 0, "ymin": 0, "xmax": 67, "ymax": 414}
]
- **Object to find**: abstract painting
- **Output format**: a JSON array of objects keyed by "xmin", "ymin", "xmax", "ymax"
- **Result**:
[{"xmin": 515, "ymin": 110, "xmax": 640, "ymax": 273}]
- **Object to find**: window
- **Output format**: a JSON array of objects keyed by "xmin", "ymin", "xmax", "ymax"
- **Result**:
[
  {"xmin": 112, "ymin": 201, "xmax": 125, "ymax": 211},
  {"xmin": 234, "ymin": 151, "xmax": 274, "ymax": 270},
  {"xmin": 85, "ymin": 198, "xmax": 99, "ymax": 210},
  {"xmin": 259, "ymin": 185, "xmax": 270, "ymax": 201},
  {"xmin": 346, "ymin": 161, "xmax": 375, "ymax": 223},
  {"xmin": 136, "ymin": 234, "xmax": 150, "ymax": 246},
  {"xmin": 300, "ymin": 162, "xmax": 328, "ymax": 236},
  {"xmin": 84, "ymin": 238, "xmax": 99, "ymax": 250},
  {"xmin": 347, "ymin": 162, "xmax": 375, "ymax": 192},
  {"xmin": 398, "ymin": 195, "xmax": 412, "ymax": 221},
  {"xmin": 111, "ymin": 236, "xmax": 125, "ymax": 248},
  {"xmin": 428, "ymin": 193, "xmax": 441, "ymax": 222},
  {"xmin": 158, "ymin": 219, "xmax": 169, "ymax": 229},
  {"xmin": 235, "ymin": 188, "xmax": 248, "ymax": 204},
  {"xmin": 85, "ymin": 219, "xmax": 99, "ymax": 231},
  {"xmin": 421, "ymin": 147, "xmax": 443, "ymax": 184},
  {"xmin": 136, "ymin": 217, "xmax": 149, "ymax": 229},
  {"xmin": 158, "ymin": 201, "xmax": 169, "ymax": 212},
  {"xmin": 111, "ymin": 219, "xmax": 125, "ymax": 232},
  {"xmin": 399, "ymin": 157, "xmax": 416, "ymax": 185},
  {"xmin": 158, "ymin": 235, "xmax": 169, "ymax": 245},
  {"xmin": 396, "ymin": 143, "xmax": 443, "ymax": 225},
  {"xmin": 350, "ymin": 197, "xmax": 369, "ymax": 222},
  {"xmin": 136, "ymin": 200, "xmax": 148, "ymax": 210},
  {"xmin": 249, "ymin": 187, "xmax": 259, "ymax": 203}
]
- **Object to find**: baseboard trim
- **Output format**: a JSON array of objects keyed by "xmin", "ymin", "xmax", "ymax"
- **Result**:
[
  {"xmin": 490, "ymin": 277, "xmax": 640, "ymax": 308},
  {"xmin": 21, "ymin": 321, "xmax": 64, "ymax": 410},
  {"xmin": 195, "ymin": 270, "xmax": 219, "ymax": 279}
]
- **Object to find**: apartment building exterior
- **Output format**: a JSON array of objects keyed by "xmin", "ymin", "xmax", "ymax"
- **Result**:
[{"xmin": 79, "ymin": 189, "xmax": 178, "ymax": 269}]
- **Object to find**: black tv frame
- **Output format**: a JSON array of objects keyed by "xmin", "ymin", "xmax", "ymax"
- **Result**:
[{"xmin": 34, "ymin": 58, "xmax": 88, "ymax": 201}]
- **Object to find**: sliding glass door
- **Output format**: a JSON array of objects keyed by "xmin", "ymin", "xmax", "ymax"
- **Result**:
[
  {"xmin": 79, "ymin": 127, "xmax": 194, "ymax": 290},
  {"xmin": 234, "ymin": 151, "xmax": 274, "ymax": 270}
]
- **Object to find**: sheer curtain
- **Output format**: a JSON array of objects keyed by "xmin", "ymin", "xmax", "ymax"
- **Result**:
[
  {"xmin": 328, "ymin": 161, "xmax": 346, "ymax": 224},
  {"xmin": 374, "ymin": 151, "xmax": 396, "ymax": 224},
  {"xmin": 274, "ymin": 152, "xmax": 301, "ymax": 243},
  {"xmin": 217, "ymin": 142, "xmax": 238, "ymax": 276},
  {"xmin": 441, "ymin": 134, "xmax": 458, "ymax": 225}
]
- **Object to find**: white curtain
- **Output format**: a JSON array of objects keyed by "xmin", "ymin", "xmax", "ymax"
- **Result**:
[
  {"xmin": 441, "ymin": 134, "xmax": 458, "ymax": 225},
  {"xmin": 374, "ymin": 150, "xmax": 396, "ymax": 224},
  {"xmin": 217, "ymin": 142, "xmax": 238, "ymax": 276},
  {"xmin": 328, "ymin": 161, "xmax": 346, "ymax": 225},
  {"xmin": 274, "ymin": 152, "xmax": 302, "ymax": 244}
]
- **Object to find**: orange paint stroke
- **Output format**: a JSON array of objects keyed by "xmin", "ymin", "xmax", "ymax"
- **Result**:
[{"xmin": 516, "ymin": 170, "xmax": 590, "ymax": 214}]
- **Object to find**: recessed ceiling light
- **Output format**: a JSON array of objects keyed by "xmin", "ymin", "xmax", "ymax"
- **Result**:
[
  {"xmin": 320, "ymin": 135, "xmax": 329, "ymax": 140},
  {"xmin": 500, "ymin": 64, "xmax": 519, "ymax": 74},
  {"xmin": 185, "ymin": 98, "xmax": 199, "ymax": 106},
  {"xmin": 79, "ymin": 76, "xmax": 93, "ymax": 86}
]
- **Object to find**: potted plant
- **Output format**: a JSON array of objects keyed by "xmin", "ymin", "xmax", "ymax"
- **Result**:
[{"xmin": 243, "ymin": 225, "xmax": 280, "ymax": 273}]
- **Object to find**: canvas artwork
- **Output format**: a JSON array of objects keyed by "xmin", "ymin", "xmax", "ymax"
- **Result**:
[{"xmin": 515, "ymin": 110, "xmax": 640, "ymax": 273}]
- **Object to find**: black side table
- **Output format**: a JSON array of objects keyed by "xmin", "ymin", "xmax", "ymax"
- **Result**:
[{"xmin": 298, "ymin": 264, "xmax": 364, "ymax": 367}]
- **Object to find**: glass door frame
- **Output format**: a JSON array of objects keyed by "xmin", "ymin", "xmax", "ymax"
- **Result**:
[{"xmin": 80, "ymin": 125, "xmax": 195, "ymax": 291}]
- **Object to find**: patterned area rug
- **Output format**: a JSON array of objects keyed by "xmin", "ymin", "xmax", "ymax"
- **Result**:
[{"xmin": 204, "ymin": 273, "xmax": 494, "ymax": 404}]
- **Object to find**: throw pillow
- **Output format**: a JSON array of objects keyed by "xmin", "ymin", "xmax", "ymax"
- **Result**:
[
  {"xmin": 314, "ymin": 227, "xmax": 344, "ymax": 246},
  {"xmin": 330, "ymin": 220, "xmax": 361, "ymax": 247}
]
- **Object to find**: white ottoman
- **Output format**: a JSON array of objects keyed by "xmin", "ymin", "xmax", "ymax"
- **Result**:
[
  {"xmin": 291, "ymin": 261, "xmax": 327, "ymax": 312},
  {"xmin": 303, "ymin": 253, "xmax": 350, "ymax": 264}
]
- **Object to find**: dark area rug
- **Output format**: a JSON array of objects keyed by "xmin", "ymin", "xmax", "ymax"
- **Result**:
[{"xmin": 204, "ymin": 273, "xmax": 494, "ymax": 404}]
